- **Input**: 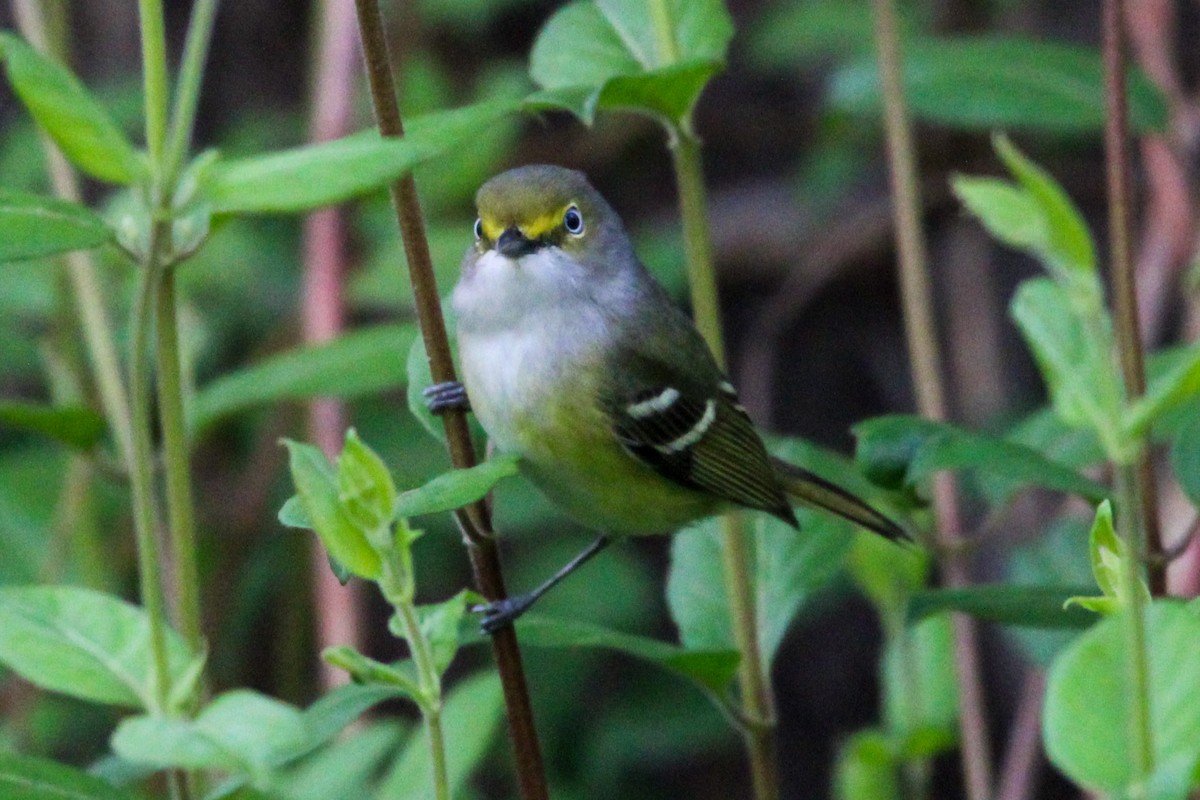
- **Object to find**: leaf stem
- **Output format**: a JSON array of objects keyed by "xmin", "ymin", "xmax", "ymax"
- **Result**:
[
  {"xmin": 1102, "ymin": 0, "xmax": 1164, "ymax": 594},
  {"xmin": 869, "ymin": 1, "xmax": 993, "ymax": 797},
  {"xmin": 669, "ymin": 131, "xmax": 778, "ymax": 799},
  {"xmin": 349, "ymin": 3, "xmax": 548, "ymax": 797},
  {"xmin": 155, "ymin": 269, "xmax": 204, "ymax": 660}
]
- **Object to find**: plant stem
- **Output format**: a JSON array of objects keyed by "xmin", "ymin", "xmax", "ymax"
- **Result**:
[
  {"xmin": 1114, "ymin": 463, "xmax": 1155, "ymax": 793},
  {"xmin": 155, "ymin": 269, "xmax": 203, "ymax": 658},
  {"xmin": 1102, "ymin": 0, "xmax": 1164, "ymax": 594},
  {"xmin": 870, "ymin": 1, "xmax": 993, "ymax": 798},
  {"xmin": 165, "ymin": 0, "xmax": 219, "ymax": 184},
  {"xmin": 137, "ymin": 0, "xmax": 170, "ymax": 187},
  {"xmin": 128, "ymin": 225, "xmax": 173, "ymax": 712},
  {"xmin": 669, "ymin": 132, "xmax": 779, "ymax": 800},
  {"xmin": 350, "ymin": 3, "xmax": 548, "ymax": 798}
]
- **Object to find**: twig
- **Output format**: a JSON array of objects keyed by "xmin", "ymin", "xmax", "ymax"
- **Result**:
[
  {"xmin": 1104, "ymin": 0, "xmax": 1165, "ymax": 596},
  {"xmin": 870, "ymin": 1, "xmax": 994, "ymax": 798},
  {"xmin": 995, "ymin": 670, "xmax": 1046, "ymax": 800},
  {"xmin": 350, "ymin": 3, "xmax": 548, "ymax": 798}
]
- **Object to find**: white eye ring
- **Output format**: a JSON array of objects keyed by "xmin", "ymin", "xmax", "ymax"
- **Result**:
[
  {"xmin": 473, "ymin": 218, "xmax": 484, "ymax": 240},
  {"xmin": 563, "ymin": 205, "xmax": 584, "ymax": 235}
]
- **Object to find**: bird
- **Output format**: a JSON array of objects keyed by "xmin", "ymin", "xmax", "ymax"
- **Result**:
[{"xmin": 425, "ymin": 164, "xmax": 907, "ymax": 632}]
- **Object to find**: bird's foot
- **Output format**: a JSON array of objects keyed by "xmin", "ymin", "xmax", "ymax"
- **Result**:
[
  {"xmin": 472, "ymin": 594, "xmax": 537, "ymax": 635},
  {"xmin": 423, "ymin": 381, "xmax": 470, "ymax": 415}
]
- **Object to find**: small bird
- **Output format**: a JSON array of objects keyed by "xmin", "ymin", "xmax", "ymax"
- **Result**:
[{"xmin": 427, "ymin": 164, "xmax": 906, "ymax": 632}]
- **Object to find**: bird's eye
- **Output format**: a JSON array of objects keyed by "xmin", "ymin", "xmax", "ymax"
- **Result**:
[
  {"xmin": 473, "ymin": 218, "xmax": 484, "ymax": 240},
  {"xmin": 563, "ymin": 205, "xmax": 584, "ymax": 235}
]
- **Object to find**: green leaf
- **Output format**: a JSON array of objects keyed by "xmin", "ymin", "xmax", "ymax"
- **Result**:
[
  {"xmin": 1169, "ymin": 411, "xmax": 1200, "ymax": 509},
  {"xmin": 1066, "ymin": 500, "xmax": 1151, "ymax": 615},
  {"xmin": 190, "ymin": 323, "xmax": 417, "ymax": 435},
  {"xmin": 0, "ymin": 33, "xmax": 143, "ymax": 183},
  {"xmin": 1044, "ymin": 601, "xmax": 1200, "ymax": 792},
  {"xmin": 112, "ymin": 690, "xmax": 307, "ymax": 782},
  {"xmin": 394, "ymin": 453, "xmax": 521, "ymax": 519},
  {"xmin": 0, "ymin": 191, "xmax": 113, "ymax": 262},
  {"xmin": 1010, "ymin": 278, "xmax": 1123, "ymax": 453},
  {"xmin": 322, "ymin": 646, "xmax": 421, "ymax": 701},
  {"xmin": 277, "ymin": 496, "xmax": 312, "ymax": 529},
  {"xmin": 829, "ymin": 36, "xmax": 1169, "ymax": 135},
  {"xmin": 0, "ymin": 752, "xmax": 136, "ymax": 800},
  {"xmin": 833, "ymin": 730, "xmax": 901, "ymax": 800},
  {"xmin": 282, "ymin": 440, "xmax": 381, "ymax": 580},
  {"xmin": 204, "ymin": 101, "xmax": 513, "ymax": 214},
  {"xmin": 0, "ymin": 401, "xmax": 106, "ymax": 450},
  {"xmin": 852, "ymin": 414, "xmax": 1109, "ymax": 503},
  {"xmin": 908, "ymin": 584, "xmax": 1097, "ymax": 629},
  {"xmin": 667, "ymin": 507, "xmax": 852, "ymax": 667},
  {"xmin": 508, "ymin": 614, "xmax": 739, "ymax": 697},
  {"xmin": 882, "ymin": 615, "xmax": 959, "ymax": 753},
  {"xmin": 1125, "ymin": 342, "xmax": 1200, "ymax": 438},
  {"xmin": 336, "ymin": 430, "xmax": 398, "ymax": 551},
  {"xmin": 0, "ymin": 586, "xmax": 195, "ymax": 710},
  {"xmin": 847, "ymin": 528, "xmax": 929, "ymax": 617},
  {"xmin": 297, "ymin": 682, "xmax": 405, "ymax": 754},
  {"xmin": 415, "ymin": 590, "xmax": 473, "ymax": 678},
  {"xmin": 1004, "ymin": 517, "xmax": 1093, "ymax": 666},
  {"xmin": 528, "ymin": 0, "xmax": 732, "ymax": 126},
  {"xmin": 376, "ymin": 672, "xmax": 504, "ymax": 800},
  {"xmin": 273, "ymin": 721, "xmax": 407, "ymax": 800}
]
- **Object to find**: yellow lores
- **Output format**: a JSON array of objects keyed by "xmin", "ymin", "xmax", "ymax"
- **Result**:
[{"xmin": 427, "ymin": 164, "xmax": 906, "ymax": 632}]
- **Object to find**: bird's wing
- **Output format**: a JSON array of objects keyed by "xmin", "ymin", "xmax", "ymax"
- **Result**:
[{"xmin": 605, "ymin": 373, "xmax": 797, "ymax": 526}]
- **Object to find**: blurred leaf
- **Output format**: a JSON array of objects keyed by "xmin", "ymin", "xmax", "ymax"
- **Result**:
[
  {"xmin": 376, "ymin": 672, "xmax": 503, "ymax": 800},
  {"xmin": 0, "ymin": 33, "xmax": 144, "ymax": 183},
  {"xmin": 528, "ymin": 0, "xmax": 732, "ymax": 127},
  {"xmin": 0, "ymin": 191, "xmax": 113, "ymax": 262},
  {"xmin": 847, "ymin": 529, "xmax": 929, "ymax": 618},
  {"xmin": 273, "ymin": 720, "xmax": 406, "ymax": 800},
  {"xmin": 908, "ymin": 585, "xmax": 1096, "ymax": 629},
  {"xmin": 0, "ymin": 586, "xmax": 194, "ymax": 710},
  {"xmin": 112, "ymin": 691, "xmax": 307, "ymax": 782},
  {"xmin": 204, "ymin": 101, "xmax": 514, "ymax": 214},
  {"xmin": 882, "ymin": 615, "xmax": 958, "ymax": 754},
  {"xmin": 277, "ymin": 495, "xmax": 312, "ymax": 529},
  {"xmin": 1010, "ymin": 278, "xmax": 1123, "ymax": 452},
  {"xmin": 830, "ymin": 36, "xmax": 1169, "ymax": 134},
  {"xmin": 833, "ymin": 729, "xmax": 901, "ymax": 800},
  {"xmin": 0, "ymin": 401, "xmax": 106, "ymax": 450},
  {"xmin": 853, "ymin": 414, "xmax": 1108, "ymax": 503},
  {"xmin": 750, "ymin": 0, "xmax": 917, "ymax": 69},
  {"xmin": 282, "ymin": 440, "xmax": 381, "ymax": 580},
  {"xmin": 0, "ymin": 752, "xmax": 135, "ymax": 800},
  {"xmin": 298, "ymin": 682, "xmax": 404, "ymax": 753},
  {"xmin": 395, "ymin": 453, "xmax": 521, "ymax": 519},
  {"xmin": 1004, "ymin": 517, "xmax": 1092, "ymax": 666},
  {"xmin": 1125, "ymin": 342, "xmax": 1200, "ymax": 439},
  {"xmin": 509, "ymin": 614, "xmax": 739, "ymax": 696},
  {"xmin": 322, "ymin": 646, "xmax": 420, "ymax": 701},
  {"xmin": 191, "ymin": 323, "xmax": 417, "ymax": 435},
  {"xmin": 1044, "ymin": 601, "xmax": 1200, "ymax": 793},
  {"xmin": 667, "ymin": 508, "xmax": 851, "ymax": 666},
  {"xmin": 1170, "ymin": 411, "xmax": 1200, "ymax": 508}
]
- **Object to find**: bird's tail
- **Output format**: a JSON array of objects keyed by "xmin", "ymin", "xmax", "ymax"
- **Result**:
[{"xmin": 770, "ymin": 457, "xmax": 909, "ymax": 542}]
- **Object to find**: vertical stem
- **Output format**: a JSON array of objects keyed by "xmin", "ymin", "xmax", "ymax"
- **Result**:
[
  {"xmin": 155, "ymin": 269, "xmax": 203, "ymax": 656},
  {"xmin": 305, "ymin": 0, "xmax": 365, "ymax": 692},
  {"xmin": 1103, "ymin": 0, "xmax": 1164, "ymax": 594},
  {"xmin": 137, "ymin": 0, "xmax": 170, "ymax": 184},
  {"xmin": 128, "ymin": 231, "xmax": 172, "ymax": 712},
  {"xmin": 870, "ymin": 1, "xmax": 993, "ymax": 798},
  {"xmin": 1114, "ymin": 465, "xmax": 1155, "ymax": 793},
  {"xmin": 350, "ymin": 4, "xmax": 548, "ymax": 798},
  {"xmin": 389, "ymin": 594, "xmax": 450, "ymax": 800},
  {"xmin": 166, "ymin": 0, "xmax": 220, "ymax": 182},
  {"xmin": 670, "ymin": 133, "xmax": 778, "ymax": 800}
]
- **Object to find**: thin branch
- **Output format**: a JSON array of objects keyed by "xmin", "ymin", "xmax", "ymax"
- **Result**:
[
  {"xmin": 350, "ymin": 3, "xmax": 548, "ymax": 798},
  {"xmin": 870, "ymin": 0, "xmax": 994, "ymax": 798}
]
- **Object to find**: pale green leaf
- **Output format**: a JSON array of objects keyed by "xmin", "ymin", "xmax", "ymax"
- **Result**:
[{"xmin": 0, "ymin": 191, "xmax": 113, "ymax": 262}]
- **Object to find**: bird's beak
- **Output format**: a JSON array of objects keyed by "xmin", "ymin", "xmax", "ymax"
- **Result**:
[{"xmin": 496, "ymin": 227, "xmax": 540, "ymax": 258}]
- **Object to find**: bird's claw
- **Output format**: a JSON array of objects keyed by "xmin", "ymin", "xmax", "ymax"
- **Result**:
[
  {"xmin": 472, "ymin": 595, "xmax": 536, "ymax": 635},
  {"xmin": 423, "ymin": 381, "xmax": 470, "ymax": 415}
]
